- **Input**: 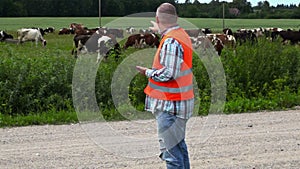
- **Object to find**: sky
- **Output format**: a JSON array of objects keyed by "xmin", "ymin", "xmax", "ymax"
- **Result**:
[{"xmin": 177, "ymin": 0, "xmax": 300, "ymax": 6}]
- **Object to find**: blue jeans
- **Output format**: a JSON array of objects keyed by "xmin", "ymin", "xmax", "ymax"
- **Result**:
[{"xmin": 155, "ymin": 111, "xmax": 190, "ymax": 169}]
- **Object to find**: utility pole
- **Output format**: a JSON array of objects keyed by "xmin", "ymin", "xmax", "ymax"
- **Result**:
[
  {"xmin": 222, "ymin": 3, "xmax": 225, "ymax": 29},
  {"xmin": 99, "ymin": 0, "xmax": 102, "ymax": 27}
]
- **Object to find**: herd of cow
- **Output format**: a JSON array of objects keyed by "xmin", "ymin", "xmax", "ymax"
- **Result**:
[{"xmin": 0, "ymin": 23, "xmax": 299, "ymax": 61}]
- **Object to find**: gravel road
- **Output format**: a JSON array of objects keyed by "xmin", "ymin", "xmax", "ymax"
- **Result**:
[{"xmin": 1, "ymin": 109, "xmax": 299, "ymax": 169}]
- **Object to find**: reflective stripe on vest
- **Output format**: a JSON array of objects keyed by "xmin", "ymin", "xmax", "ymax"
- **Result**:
[
  {"xmin": 178, "ymin": 68, "xmax": 192, "ymax": 77},
  {"xmin": 148, "ymin": 82, "xmax": 193, "ymax": 93}
]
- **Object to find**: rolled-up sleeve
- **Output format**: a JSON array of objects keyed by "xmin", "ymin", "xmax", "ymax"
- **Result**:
[{"xmin": 146, "ymin": 38, "xmax": 184, "ymax": 82}]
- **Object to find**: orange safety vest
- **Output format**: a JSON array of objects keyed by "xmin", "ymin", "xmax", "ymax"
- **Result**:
[{"xmin": 144, "ymin": 28, "xmax": 194, "ymax": 101}]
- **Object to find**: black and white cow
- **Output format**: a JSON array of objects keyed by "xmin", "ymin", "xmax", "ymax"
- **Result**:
[
  {"xmin": 44, "ymin": 27, "xmax": 55, "ymax": 34},
  {"xmin": 72, "ymin": 30, "xmax": 120, "ymax": 61},
  {"xmin": 0, "ymin": 30, "xmax": 14, "ymax": 41},
  {"xmin": 201, "ymin": 28, "xmax": 212, "ymax": 35},
  {"xmin": 17, "ymin": 28, "xmax": 47, "ymax": 47},
  {"xmin": 126, "ymin": 27, "xmax": 136, "ymax": 34}
]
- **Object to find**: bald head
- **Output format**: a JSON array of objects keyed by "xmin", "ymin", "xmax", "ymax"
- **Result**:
[{"xmin": 156, "ymin": 3, "xmax": 177, "ymax": 25}]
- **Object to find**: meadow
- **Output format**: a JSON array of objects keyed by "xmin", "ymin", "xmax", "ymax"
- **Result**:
[
  {"xmin": 0, "ymin": 17, "xmax": 299, "ymax": 127},
  {"xmin": 1, "ymin": 17, "xmax": 300, "ymax": 33}
]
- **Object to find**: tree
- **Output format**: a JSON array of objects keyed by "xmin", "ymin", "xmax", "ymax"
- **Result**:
[
  {"xmin": 193, "ymin": 0, "xmax": 200, "ymax": 5},
  {"xmin": 0, "ymin": 0, "xmax": 27, "ymax": 17},
  {"xmin": 185, "ymin": 0, "xmax": 191, "ymax": 4},
  {"xmin": 262, "ymin": 0, "xmax": 270, "ymax": 11},
  {"xmin": 231, "ymin": 0, "xmax": 252, "ymax": 15}
]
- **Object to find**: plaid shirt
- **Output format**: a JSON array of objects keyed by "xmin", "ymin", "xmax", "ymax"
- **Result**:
[{"xmin": 145, "ymin": 26, "xmax": 194, "ymax": 120}]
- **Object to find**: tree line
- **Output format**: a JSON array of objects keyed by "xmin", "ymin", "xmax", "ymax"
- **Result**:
[{"xmin": 0, "ymin": 0, "xmax": 299, "ymax": 19}]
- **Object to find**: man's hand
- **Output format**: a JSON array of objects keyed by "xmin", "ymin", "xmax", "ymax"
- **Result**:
[
  {"xmin": 149, "ymin": 21, "xmax": 159, "ymax": 33},
  {"xmin": 135, "ymin": 66, "xmax": 148, "ymax": 75}
]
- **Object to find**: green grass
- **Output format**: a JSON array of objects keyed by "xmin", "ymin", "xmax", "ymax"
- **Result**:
[
  {"xmin": 0, "ymin": 110, "xmax": 78, "ymax": 127},
  {"xmin": 0, "ymin": 17, "xmax": 299, "ymax": 33}
]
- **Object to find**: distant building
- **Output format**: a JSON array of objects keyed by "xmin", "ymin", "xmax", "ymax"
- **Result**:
[{"xmin": 229, "ymin": 8, "xmax": 240, "ymax": 16}]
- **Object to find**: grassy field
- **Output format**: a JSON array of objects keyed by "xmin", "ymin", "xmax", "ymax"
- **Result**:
[
  {"xmin": 0, "ymin": 17, "xmax": 299, "ymax": 34},
  {"xmin": 0, "ymin": 17, "xmax": 299, "ymax": 127}
]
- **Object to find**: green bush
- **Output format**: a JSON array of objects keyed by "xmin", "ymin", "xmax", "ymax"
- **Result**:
[
  {"xmin": 0, "ymin": 42, "xmax": 74, "ymax": 116},
  {"xmin": 222, "ymin": 38, "xmax": 300, "ymax": 112}
]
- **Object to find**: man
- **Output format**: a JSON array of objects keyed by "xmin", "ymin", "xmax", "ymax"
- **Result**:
[{"xmin": 136, "ymin": 3, "xmax": 194, "ymax": 169}]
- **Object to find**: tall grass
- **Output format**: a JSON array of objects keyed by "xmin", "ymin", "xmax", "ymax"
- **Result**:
[{"xmin": 222, "ymin": 38, "xmax": 300, "ymax": 113}]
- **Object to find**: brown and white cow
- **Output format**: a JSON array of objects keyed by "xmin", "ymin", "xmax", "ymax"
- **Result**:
[
  {"xmin": 124, "ymin": 34, "xmax": 145, "ymax": 49},
  {"xmin": 206, "ymin": 33, "xmax": 236, "ymax": 55},
  {"xmin": 124, "ymin": 33, "xmax": 160, "ymax": 49},
  {"xmin": 190, "ymin": 34, "xmax": 224, "ymax": 56},
  {"xmin": 141, "ymin": 33, "xmax": 160, "ymax": 48},
  {"xmin": 58, "ymin": 28, "xmax": 73, "ymax": 35},
  {"xmin": 212, "ymin": 36, "xmax": 224, "ymax": 56},
  {"xmin": 207, "ymin": 34, "xmax": 236, "ymax": 47}
]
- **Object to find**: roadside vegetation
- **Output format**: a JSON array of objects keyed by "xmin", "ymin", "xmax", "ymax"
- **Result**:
[{"xmin": 0, "ymin": 18, "xmax": 299, "ymax": 127}]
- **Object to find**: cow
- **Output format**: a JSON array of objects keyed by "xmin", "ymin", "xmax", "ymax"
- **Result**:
[
  {"xmin": 140, "ymin": 33, "xmax": 160, "ymax": 48},
  {"xmin": 201, "ymin": 28, "xmax": 212, "ymax": 35},
  {"xmin": 268, "ymin": 28, "xmax": 285, "ymax": 42},
  {"xmin": 96, "ymin": 35, "xmax": 120, "ymax": 62},
  {"xmin": 249, "ymin": 28, "xmax": 265, "ymax": 38},
  {"xmin": 72, "ymin": 30, "xmax": 120, "ymax": 61},
  {"xmin": 70, "ymin": 23, "xmax": 84, "ymax": 30},
  {"xmin": 207, "ymin": 34, "xmax": 236, "ymax": 48},
  {"xmin": 58, "ymin": 28, "xmax": 72, "ymax": 35},
  {"xmin": 69, "ymin": 23, "xmax": 93, "ymax": 35},
  {"xmin": 211, "ymin": 36, "xmax": 224, "ymax": 56},
  {"xmin": 139, "ymin": 28, "xmax": 153, "ymax": 34},
  {"xmin": 279, "ymin": 30, "xmax": 300, "ymax": 45},
  {"xmin": 126, "ymin": 27, "xmax": 136, "ymax": 34},
  {"xmin": 206, "ymin": 33, "xmax": 236, "ymax": 55},
  {"xmin": 223, "ymin": 28, "xmax": 233, "ymax": 35},
  {"xmin": 234, "ymin": 30, "xmax": 257, "ymax": 45},
  {"xmin": 31, "ymin": 27, "xmax": 45, "ymax": 36},
  {"xmin": 264, "ymin": 27, "xmax": 274, "ymax": 40},
  {"xmin": 44, "ymin": 27, "xmax": 55, "ymax": 34},
  {"xmin": 71, "ymin": 34, "xmax": 92, "ymax": 58},
  {"xmin": 124, "ymin": 34, "xmax": 145, "ymax": 49},
  {"xmin": 17, "ymin": 28, "xmax": 47, "ymax": 47},
  {"xmin": 0, "ymin": 30, "xmax": 14, "ymax": 41},
  {"xmin": 191, "ymin": 34, "xmax": 225, "ymax": 55}
]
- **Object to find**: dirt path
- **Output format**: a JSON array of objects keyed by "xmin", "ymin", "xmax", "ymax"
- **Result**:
[{"xmin": 1, "ymin": 110, "xmax": 300, "ymax": 169}]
